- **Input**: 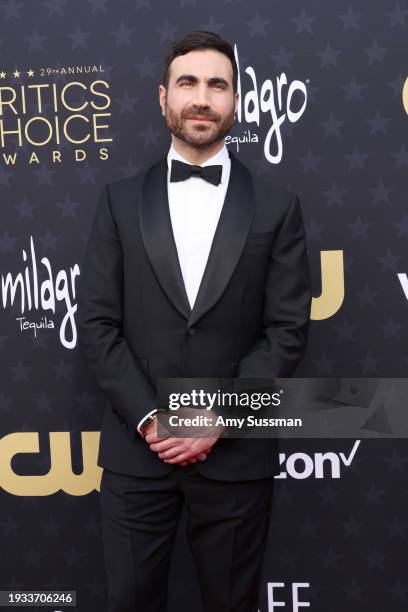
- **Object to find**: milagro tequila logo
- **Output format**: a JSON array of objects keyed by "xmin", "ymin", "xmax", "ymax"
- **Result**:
[
  {"xmin": 398, "ymin": 272, "xmax": 408, "ymax": 302},
  {"xmin": 396, "ymin": 79, "xmax": 407, "ymax": 303},
  {"xmin": 1, "ymin": 236, "xmax": 79, "ymax": 349},
  {"xmin": 226, "ymin": 44, "xmax": 308, "ymax": 163}
]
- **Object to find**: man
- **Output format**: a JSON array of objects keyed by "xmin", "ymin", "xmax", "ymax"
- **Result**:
[{"xmin": 77, "ymin": 30, "xmax": 311, "ymax": 612}]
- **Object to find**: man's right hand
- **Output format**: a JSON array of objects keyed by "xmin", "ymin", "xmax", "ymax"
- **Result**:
[{"xmin": 143, "ymin": 417, "xmax": 211, "ymax": 466}]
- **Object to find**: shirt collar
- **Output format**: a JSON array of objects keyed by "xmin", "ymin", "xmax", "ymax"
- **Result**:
[{"xmin": 167, "ymin": 142, "xmax": 230, "ymax": 185}]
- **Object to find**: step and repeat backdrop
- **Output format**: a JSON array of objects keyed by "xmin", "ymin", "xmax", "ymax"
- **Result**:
[{"xmin": 0, "ymin": 0, "xmax": 407, "ymax": 610}]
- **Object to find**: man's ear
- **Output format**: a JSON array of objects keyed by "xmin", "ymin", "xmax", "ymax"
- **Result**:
[{"xmin": 159, "ymin": 84, "xmax": 166, "ymax": 116}]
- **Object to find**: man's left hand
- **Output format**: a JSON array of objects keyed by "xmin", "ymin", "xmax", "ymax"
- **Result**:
[{"xmin": 145, "ymin": 407, "xmax": 225, "ymax": 465}]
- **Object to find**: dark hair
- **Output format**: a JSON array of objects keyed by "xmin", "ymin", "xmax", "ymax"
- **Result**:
[{"xmin": 162, "ymin": 30, "xmax": 238, "ymax": 94}]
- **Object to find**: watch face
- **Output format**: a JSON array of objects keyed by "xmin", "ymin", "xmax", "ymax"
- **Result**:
[{"xmin": 142, "ymin": 416, "xmax": 154, "ymax": 433}]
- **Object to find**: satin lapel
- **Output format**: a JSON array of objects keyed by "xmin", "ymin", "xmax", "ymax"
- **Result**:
[
  {"xmin": 188, "ymin": 150, "xmax": 255, "ymax": 328},
  {"xmin": 139, "ymin": 156, "xmax": 191, "ymax": 321}
]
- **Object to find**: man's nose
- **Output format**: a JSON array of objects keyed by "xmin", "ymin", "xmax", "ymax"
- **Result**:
[{"xmin": 192, "ymin": 83, "xmax": 210, "ymax": 107}]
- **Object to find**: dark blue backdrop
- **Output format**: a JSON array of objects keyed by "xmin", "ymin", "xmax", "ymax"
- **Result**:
[{"xmin": 0, "ymin": 1, "xmax": 407, "ymax": 610}]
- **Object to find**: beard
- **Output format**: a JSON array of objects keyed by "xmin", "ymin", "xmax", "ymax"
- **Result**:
[{"xmin": 164, "ymin": 102, "xmax": 235, "ymax": 148}]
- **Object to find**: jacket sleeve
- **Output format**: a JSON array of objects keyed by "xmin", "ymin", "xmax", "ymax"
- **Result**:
[
  {"xmin": 76, "ymin": 184, "xmax": 158, "ymax": 439},
  {"xmin": 236, "ymin": 191, "xmax": 312, "ymax": 380},
  {"xmin": 211, "ymin": 191, "xmax": 311, "ymax": 440}
]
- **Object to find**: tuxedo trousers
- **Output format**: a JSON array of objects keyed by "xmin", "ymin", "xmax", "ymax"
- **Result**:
[{"xmin": 99, "ymin": 464, "xmax": 274, "ymax": 612}]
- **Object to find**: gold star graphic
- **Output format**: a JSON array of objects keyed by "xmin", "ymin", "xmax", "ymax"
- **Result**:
[
  {"xmin": 13, "ymin": 69, "xmax": 21, "ymax": 78},
  {"xmin": 27, "ymin": 69, "xmax": 35, "ymax": 77},
  {"xmin": 0, "ymin": 71, "xmax": 6, "ymax": 79}
]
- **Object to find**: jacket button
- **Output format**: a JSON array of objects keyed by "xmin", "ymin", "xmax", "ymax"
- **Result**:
[{"xmin": 187, "ymin": 327, "xmax": 196, "ymax": 336}]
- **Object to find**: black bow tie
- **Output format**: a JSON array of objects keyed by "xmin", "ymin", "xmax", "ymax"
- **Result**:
[{"xmin": 170, "ymin": 159, "xmax": 223, "ymax": 186}]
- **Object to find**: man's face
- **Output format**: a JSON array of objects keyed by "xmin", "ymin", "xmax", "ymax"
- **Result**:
[{"xmin": 159, "ymin": 49, "xmax": 238, "ymax": 148}]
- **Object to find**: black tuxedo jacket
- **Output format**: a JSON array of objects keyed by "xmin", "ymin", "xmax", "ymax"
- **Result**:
[{"xmin": 77, "ymin": 149, "xmax": 312, "ymax": 481}]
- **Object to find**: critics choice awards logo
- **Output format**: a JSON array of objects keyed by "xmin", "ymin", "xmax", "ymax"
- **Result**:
[
  {"xmin": 0, "ymin": 63, "xmax": 112, "ymax": 165},
  {"xmin": 0, "ymin": 65, "xmax": 110, "ymax": 348}
]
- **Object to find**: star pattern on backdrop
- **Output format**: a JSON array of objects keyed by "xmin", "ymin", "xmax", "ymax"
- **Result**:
[{"xmin": 0, "ymin": 4, "xmax": 407, "ymax": 612}]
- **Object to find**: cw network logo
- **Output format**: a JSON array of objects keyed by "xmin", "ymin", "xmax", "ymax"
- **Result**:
[{"xmin": 275, "ymin": 440, "xmax": 360, "ymax": 479}]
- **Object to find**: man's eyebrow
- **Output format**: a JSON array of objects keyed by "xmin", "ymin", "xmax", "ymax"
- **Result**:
[
  {"xmin": 208, "ymin": 77, "xmax": 229, "ymax": 87},
  {"xmin": 175, "ymin": 74, "xmax": 198, "ymax": 84},
  {"xmin": 175, "ymin": 74, "xmax": 230, "ymax": 87}
]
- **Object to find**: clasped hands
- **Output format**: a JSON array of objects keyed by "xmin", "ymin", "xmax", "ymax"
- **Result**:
[{"xmin": 144, "ymin": 406, "xmax": 225, "ymax": 466}]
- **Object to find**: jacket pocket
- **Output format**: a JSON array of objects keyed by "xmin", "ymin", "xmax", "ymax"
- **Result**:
[{"xmin": 243, "ymin": 232, "xmax": 272, "ymax": 254}]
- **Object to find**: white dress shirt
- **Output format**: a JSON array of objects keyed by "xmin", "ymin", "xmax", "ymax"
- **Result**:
[{"xmin": 136, "ymin": 142, "xmax": 231, "ymax": 435}]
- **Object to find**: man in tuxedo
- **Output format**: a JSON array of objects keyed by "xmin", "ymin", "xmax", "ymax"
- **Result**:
[{"xmin": 77, "ymin": 30, "xmax": 311, "ymax": 612}]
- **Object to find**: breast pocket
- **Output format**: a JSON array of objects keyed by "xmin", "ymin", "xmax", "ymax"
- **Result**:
[{"xmin": 243, "ymin": 232, "xmax": 273, "ymax": 254}]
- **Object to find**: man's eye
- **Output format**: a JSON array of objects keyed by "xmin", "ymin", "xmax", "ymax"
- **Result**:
[{"xmin": 181, "ymin": 82, "xmax": 192, "ymax": 87}]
